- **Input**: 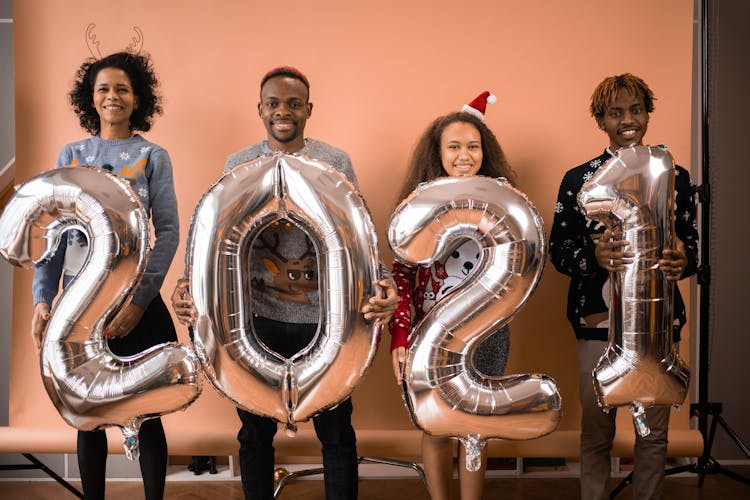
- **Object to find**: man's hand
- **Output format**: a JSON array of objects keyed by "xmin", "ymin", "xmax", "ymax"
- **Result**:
[
  {"xmin": 659, "ymin": 237, "xmax": 688, "ymax": 281},
  {"xmin": 595, "ymin": 228, "xmax": 634, "ymax": 272},
  {"xmin": 171, "ymin": 278, "xmax": 197, "ymax": 327},
  {"xmin": 361, "ymin": 279, "xmax": 398, "ymax": 327},
  {"xmin": 31, "ymin": 302, "xmax": 51, "ymax": 351}
]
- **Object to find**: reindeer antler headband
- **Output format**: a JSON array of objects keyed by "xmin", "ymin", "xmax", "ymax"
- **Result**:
[{"xmin": 85, "ymin": 23, "xmax": 144, "ymax": 59}]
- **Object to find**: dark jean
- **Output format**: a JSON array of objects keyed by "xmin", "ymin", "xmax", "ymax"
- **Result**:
[{"xmin": 236, "ymin": 316, "xmax": 358, "ymax": 500}]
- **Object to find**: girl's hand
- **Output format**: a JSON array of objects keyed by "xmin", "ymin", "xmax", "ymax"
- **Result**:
[
  {"xmin": 392, "ymin": 347, "xmax": 406, "ymax": 384},
  {"xmin": 595, "ymin": 228, "xmax": 634, "ymax": 272},
  {"xmin": 659, "ymin": 237, "xmax": 688, "ymax": 281},
  {"xmin": 31, "ymin": 302, "xmax": 51, "ymax": 351},
  {"xmin": 106, "ymin": 302, "xmax": 145, "ymax": 339},
  {"xmin": 361, "ymin": 279, "xmax": 398, "ymax": 326}
]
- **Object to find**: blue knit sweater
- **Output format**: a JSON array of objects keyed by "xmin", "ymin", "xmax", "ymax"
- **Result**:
[{"xmin": 32, "ymin": 134, "xmax": 179, "ymax": 309}]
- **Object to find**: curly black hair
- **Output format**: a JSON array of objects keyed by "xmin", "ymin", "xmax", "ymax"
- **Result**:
[{"xmin": 69, "ymin": 51, "xmax": 162, "ymax": 135}]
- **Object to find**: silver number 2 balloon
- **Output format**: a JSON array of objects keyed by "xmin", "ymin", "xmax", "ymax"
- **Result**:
[
  {"xmin": 0, "ymin": 166, "xmax": 201, "ymax": 459},
  {"xmin": 388, "ymin": 176, "xmax": 562, "ymax": 471},
  {"xmin": 578, "ymin": 145, "xmax": 689, "ymax": 436},
  {"xmin": 186, "ymin": 154, "xmax": 380, "ymax": 433}
]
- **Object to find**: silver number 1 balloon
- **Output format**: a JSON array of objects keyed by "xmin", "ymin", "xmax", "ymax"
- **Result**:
[
  {"xmin": 0, "ymin": 166, "xmax": 201, "ymax": 459},
  {"xmin": 578, "ymin": 145, "xmax": 689, "ymax": 436},
  {"xmin": 186, "ymin": 154, "xmax": 380, "ymax": 433},
  {"xmin": 388, "ymin": 176, "xmax": 561, "ymax": 471}
]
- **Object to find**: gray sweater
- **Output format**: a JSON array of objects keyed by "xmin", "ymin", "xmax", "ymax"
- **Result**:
[
  {"xmin": 225, "ymin": 139, "xmax": 360, "ymax": 324},
  {"xmin": 32, "ymin": 135, "xmax": 179, "ymax": 309}
]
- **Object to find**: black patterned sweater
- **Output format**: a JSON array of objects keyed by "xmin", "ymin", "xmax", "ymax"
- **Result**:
[{"xmin": 549, "ymin": 149, "xmax": 699, "ymax": 342}]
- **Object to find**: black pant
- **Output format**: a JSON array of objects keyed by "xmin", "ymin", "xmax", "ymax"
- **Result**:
[
  {"xmin": 77, "ymin": 418, "xmax": 168, "ymax": 500},
  {"xmin": 236, "ymin": 316, "xmax": 359, "ymax": 500},
  {"xmin": 77, "ymin": 294, "xmax": 176, "ymax": 500}
]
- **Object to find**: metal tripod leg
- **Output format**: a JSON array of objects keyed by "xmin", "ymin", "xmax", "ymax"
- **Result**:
[
  {"xmin": 0, "ymin": 453, "xmax": 83, "ymax": 498},
  {"xmin": 273, "ymin": 455, "xmax": 428, "ymax": 498}
]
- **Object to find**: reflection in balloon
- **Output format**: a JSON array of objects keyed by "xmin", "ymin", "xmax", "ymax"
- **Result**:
[
  {"xmin": 186, "ymin": 154, "xmax": 380, "ymax": 433},
  {"xmin": 578, "ymin": 145, "xmax": 689, "ymax": 436},
  {"xmin": 388, "ymin": 175, "xmax": 561, "ymax": 471},
  {"xmin": 0, "ymin": 166, "xmax": 201, "ymax": 459}
]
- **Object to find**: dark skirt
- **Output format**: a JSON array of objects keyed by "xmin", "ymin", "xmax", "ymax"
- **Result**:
[{"xmin": 472, "ymin": 326, "xmax": 511, "ymax": 377}]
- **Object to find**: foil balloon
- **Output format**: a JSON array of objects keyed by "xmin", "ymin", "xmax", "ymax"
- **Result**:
[
  {"xmin": 0, "ymin": 166, "xmax": 201, "ymax": 459},
  {"xmin": 186, "ymin": 154, "xmax": 380, "ymax": 432},
  {"xmin": 577, "ymin": 144, "xmax": 689, "ymax": 436},
  {"xmin": 388, "ymin": 176, "xmax": 561, "ymax": 471}
]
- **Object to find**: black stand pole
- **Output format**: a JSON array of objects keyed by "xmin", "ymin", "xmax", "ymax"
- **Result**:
[
  {"xmin": 674, "ymin": 0, "xmax": 750, "ymax": 489},
  {"xmin": 677, "ymin": 402, "xmax": 750, "ymax": 487},
  {"xmin": 610, "ymin": 2, "xmax": 750, "ymax": 497}
]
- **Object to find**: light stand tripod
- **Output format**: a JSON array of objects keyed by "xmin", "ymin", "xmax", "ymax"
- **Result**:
[
  {"xmin": 669, "ymin": 0, "xmax": 750, "ymax": 489},
  {"xmin": 678, "ymin": 402, "xmax": 750, "ymax": 487},
  {"xmin": 610, "ymin": 1, "xmax": 750, "ymax": 497}
]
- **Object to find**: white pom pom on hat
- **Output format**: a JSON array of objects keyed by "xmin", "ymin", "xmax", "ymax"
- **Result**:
[{"xmin": 461, "ymin": 91, "xmax": 496, "ymax": 121}]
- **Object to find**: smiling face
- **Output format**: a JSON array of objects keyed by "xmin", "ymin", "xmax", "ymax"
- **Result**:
[
  {"xmin": 440, "ymin": 121, "xmax": 483, "ymax": 177},
  {"xmin": 92, "ymin": 67, "xmax": 137, "ymax": 139},
  {"xmin": 597, "ymin": 90, "xmax": 649, "ymax": 151},
  {"xmin": 258, "ymin": 76, "xmax": 312, "ymax": 153}
]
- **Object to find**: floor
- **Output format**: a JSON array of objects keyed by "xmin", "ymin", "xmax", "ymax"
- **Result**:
[{"xmin": 2, "ymin": 467, "xmax": 750, "ymax": 500}]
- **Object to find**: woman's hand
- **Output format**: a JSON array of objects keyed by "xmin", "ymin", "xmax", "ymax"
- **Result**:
[
  {"xmin": 31, "ymin": 302, "xmax": 51, "ymax": 351},
  {"xmin": 107, "ymin": 302, "xmax": 145, "ymax": 339},
  {"xmin": 391, "ymin": 346, "xmax": 406, "ymax": 384},
  {"xmin": 361, "ymin": 279, "xmax": 398, "ymax": 327},
  {"xmin": 171, "ymin": 278, "xmax": 197, "ymax": 327},
  {"xmin": 659, "ymin": 237, "xmax": 688, "ymax": 281},
  {"xmin": 595, "ymin": 228, "xmax": 634, "ymax": 272}
]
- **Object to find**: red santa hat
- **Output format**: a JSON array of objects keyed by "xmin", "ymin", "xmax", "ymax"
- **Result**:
[{"xmin": 461, "ymin": 91, "xmax": 497, "ymax": 121}]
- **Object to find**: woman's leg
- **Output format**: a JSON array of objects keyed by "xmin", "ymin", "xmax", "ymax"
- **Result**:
[
  {"xmin": 457, "ymin": 442, "xmax": 488, "ymax": 500},
  {"xmin": 77, "ymin": 429, "xmax": 108, "ymax": 500},
  {"xmin": 422, "ymin": 434, "xmax": 454, "ymax": 500},
  {"xmin": 138, "ymin": 418, "xmax": 168, "ymax": 500}
]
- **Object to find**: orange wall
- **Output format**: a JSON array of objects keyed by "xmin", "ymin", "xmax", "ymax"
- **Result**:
[{"xmin": 11, "ymin": 0, "xmax": 695, "ymax": 436}]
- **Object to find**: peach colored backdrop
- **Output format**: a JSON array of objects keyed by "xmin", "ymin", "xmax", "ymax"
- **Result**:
[{"xmin": 11, "ymin": 0, "xmax": 695, "ymax": 442}]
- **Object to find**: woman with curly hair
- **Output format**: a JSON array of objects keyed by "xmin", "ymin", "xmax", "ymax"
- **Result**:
[
  {"xmin": 30, "ymin": 51, "xmax": 179, "ymax": 500},
  {"xmin": 389, "ymin": 95, "xmax": 515, "ymax": 500}
]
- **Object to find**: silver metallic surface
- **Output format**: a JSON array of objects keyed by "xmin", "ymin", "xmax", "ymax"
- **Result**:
[
  {"xmin": 388, "ymin": 176, "xmax": 561, "ymax": 470},
  {"xmin": 0, "ymin": 166, "xmax": 201, "ymax": 459},
  {"xmin": 186, "ymin": 154, "xmax": 380, "ymax": 431},
  {"xmin": 578, "ymin": 145, "xmax": 689, "ymax": 417}
]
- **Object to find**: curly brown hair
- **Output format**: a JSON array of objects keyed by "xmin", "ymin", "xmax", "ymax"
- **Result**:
[
  {"xmin": 396, "ymin": 112, "xmax": 515, "ymax": 203},
  {"xmin": 589, "ymin": 73, "xmax": 655, "ymax": 120},
  {"xmin": 69, "ymin": 51, "xmax": 162, "ymax": 135}
]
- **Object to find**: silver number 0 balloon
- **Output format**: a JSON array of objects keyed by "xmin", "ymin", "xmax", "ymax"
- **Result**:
[
  {"xmin": 0, "ymin": 166, "xmax": 201, "ymax": 459},
  {"xmin": 388, "ymin": 176, "xmax": 561, "ymax": 471},
  {"xmin": 186, "ymin": 154, "xmax": 380, "ymax": 432},
  {"xmin": 578, "ymin": 145, "xmax": 689, "ymax": 436}
]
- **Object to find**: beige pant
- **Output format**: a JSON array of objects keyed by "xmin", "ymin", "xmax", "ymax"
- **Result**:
[{"xmin": 577, "ymin": 339, "xmax": 670, "ymax": 500}]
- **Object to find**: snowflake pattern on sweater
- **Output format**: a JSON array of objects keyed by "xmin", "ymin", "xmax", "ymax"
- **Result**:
[{"xmin": 549, "ymin": 150, "xmax": 699, "ymax": 341}]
